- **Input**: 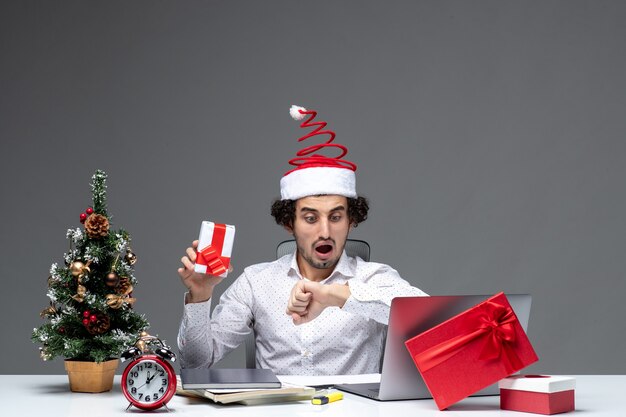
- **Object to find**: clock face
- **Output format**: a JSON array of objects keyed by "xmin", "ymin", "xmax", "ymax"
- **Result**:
[{"xmin": 122, "ymin": 356, "xmax": 176, "ymax": 410}]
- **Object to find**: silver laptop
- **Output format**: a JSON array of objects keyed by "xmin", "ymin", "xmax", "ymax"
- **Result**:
[{"xmin": 336, "ymin": 294, "xmax": 532, "ymax": 401}]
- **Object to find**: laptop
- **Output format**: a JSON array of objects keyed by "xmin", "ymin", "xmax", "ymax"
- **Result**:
[{"xmin": 336, "ymin": 294, "xmax": 532, "ymax": 401}]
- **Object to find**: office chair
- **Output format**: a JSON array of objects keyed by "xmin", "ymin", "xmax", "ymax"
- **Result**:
[{"xmin": 244, "ymin": 239, "xmax": 371, "ymax": 368}]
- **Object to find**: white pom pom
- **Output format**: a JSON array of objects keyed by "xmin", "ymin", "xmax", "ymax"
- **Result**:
[{"xmin": 290, "ymin": 105, "xmax": 307, "ymax": 120}]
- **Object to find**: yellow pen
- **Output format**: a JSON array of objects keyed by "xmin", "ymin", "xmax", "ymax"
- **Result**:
[{"xmin": 312, "ymin": 391, "xmax": 343, "ymax": 405}]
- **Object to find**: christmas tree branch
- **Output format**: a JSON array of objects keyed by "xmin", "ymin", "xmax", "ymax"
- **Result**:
[{"xmin": 90, "ymin": 170, "xmax": 108, "ymax": 216}]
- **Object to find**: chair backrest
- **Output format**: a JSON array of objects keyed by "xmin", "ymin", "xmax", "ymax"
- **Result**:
[
  {"xmin": 245, "ymin": 238, "xmax": 371, "ymax": 368},
  {"xmin": 276, "ymin": 239, "xmax": 371, "ymax": 262}
]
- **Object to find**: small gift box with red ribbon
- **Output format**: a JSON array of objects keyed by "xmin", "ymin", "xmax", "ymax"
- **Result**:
[
  {"xmin": 499, "ymin": 375, "xmax": 575, "ymax": 415},
  {"xmin": 404, "ymin": 292, "xmax": 538, "ymax": 410},
  {"xmin": 194, "ymin": 221, "xmax": 235, "ymax": 278}
]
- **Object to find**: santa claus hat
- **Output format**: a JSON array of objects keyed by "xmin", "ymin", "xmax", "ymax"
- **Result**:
[{"xmin": 280, "ymin": 105, "xmax": 357, "ymax": 200}]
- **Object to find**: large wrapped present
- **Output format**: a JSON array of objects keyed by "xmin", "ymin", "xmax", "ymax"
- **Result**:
[
  {"xmin": 499, "ymin": 375, "xmax": 575, "ymax": 415},
  {"xmin": 194, "ymin": 221, "xmax": 235, "ymax": 277},
  {"xmin": 404, "ymin": 292, "xmax": 538, "ymax": 410}
]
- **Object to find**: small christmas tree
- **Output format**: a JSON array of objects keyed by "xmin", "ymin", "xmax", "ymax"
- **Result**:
[{"xmin": 32, "ymin": 170, "xmax": 149, "ymax": 363}]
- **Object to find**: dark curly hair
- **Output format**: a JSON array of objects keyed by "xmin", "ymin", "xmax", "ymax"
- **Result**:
[{"xmin": 270, "ymin": 196, "xmax": 369, "ymax": 228}]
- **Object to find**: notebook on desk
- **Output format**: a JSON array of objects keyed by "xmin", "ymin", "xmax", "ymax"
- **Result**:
[
  {"xmin": 336, "ymin": 294, "xmax": 532, "ymax": 401},
  {"xmin": 180, "ymin": 368, "xmax": 282, "ymax": 390}
]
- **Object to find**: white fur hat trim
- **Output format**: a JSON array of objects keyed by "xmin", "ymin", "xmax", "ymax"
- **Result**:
[{"xmin": 280, "ymin": 166, "xmax": 356, "ymax": 200}]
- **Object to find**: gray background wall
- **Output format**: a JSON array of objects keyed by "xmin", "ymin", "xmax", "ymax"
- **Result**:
[{"xmin": 2, "ymin": 1, "xmax": 624, "ymax": 375}]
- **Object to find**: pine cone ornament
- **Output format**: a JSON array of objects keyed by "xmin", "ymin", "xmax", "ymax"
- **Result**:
[
  {"xmin": 84, "ymin": 312, "xmax": 111, "ymax": 335},
  {"xmin": 117, "ymin": 276, "xmax": 132, "ymax": 294},
  {"xmin": 84, "ymin": 214, "xmax": 109, "ymax": 239}
]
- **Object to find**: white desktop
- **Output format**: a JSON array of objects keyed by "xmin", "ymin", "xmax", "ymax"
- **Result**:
[{"xmin": 2, "ymin": 374, "xmax": 623, "ymax": 416}]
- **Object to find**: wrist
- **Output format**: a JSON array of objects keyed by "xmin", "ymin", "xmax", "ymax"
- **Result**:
[
  {"xmin": 186, "ymin": 288, "xmax": 213, "ymax": 304},
  {"xmin": 326, "ymin": 283, "xmax": 351, "ymax": 308}
]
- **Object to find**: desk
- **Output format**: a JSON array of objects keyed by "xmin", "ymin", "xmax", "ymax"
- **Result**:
[{"xmin": 2, "ymin": 375, "xmax": 622, "ymax": 416}]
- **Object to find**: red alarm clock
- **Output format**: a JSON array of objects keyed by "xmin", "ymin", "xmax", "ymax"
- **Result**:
[{"xmin": 121, "ymin": 333, "xmax": 177, "ymax": 411}]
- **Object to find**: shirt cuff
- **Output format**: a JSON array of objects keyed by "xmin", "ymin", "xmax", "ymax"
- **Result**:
[
  {"xmin": 342, "ymin": 281, "xmax": 375, "ymax": 315},
  {"xmin": 183, "ymin": 292, "xmax": 212, "ymax": 323},
  {"xmin": 346, "ymin": 280, "xmax": 380, "ymax": 302}
]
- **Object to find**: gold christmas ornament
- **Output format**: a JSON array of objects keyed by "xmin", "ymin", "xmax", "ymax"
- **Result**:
[
  {"xmin": 70, "ymin": 261, "xmax": 91, "ymax": 277},
  {"xmin": 69, "ymin": 261, "xmax": 84, "ymax": 276},
  {"xmin": 70, "ymin": 260, "xmax": 92, "ymax": 278},
  {"xmin": 71, "ymin": 274, "xmax": 88, "ymax": 303},
  {"xmin": 105, "ymin": 284, "xmax": 136, "ymax": 309},
  {"xmin": 136, "ymin": 340, "xmax": 146, "ymax": 352},
  {"xmin": 47, "ymin": 274, "xmax": 60, "ymax": 287},
  {"xmin": 40, "ymin": 303, "xmax": 58, "ymax": 318},
  {"xmin": 125, "ymin": 250, "xmax": 137, "ymax": 265},
  {"xmin": 85, "ymin": 213, "xmax": 110, "ymax": 239},
  {"xmin": 71, "ymin": 284, "xmax": 86, "ymax": 303}
]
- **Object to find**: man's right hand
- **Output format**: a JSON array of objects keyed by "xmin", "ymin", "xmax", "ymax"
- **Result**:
[{"xmin": 178, "ymin": 240, "xmax": 227, "ymax": 303}]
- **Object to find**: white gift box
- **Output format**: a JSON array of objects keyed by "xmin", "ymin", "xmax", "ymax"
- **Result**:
[
  {"xmin": 499, "ymin": 375, "xmax": 575, "ymax": 415},
  {"xmin": 194, "ymin": 221, "xmax": 235, "ymax": 278}
]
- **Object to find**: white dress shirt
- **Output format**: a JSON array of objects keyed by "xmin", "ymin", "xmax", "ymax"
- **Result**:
[{"xmin": 177, "ymin": 251, "xmax": 428, "ymax": 375}]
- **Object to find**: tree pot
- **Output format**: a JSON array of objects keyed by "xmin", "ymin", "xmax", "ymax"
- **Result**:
[{"xmin": 64, "ymin": 358, "xmax": 119, "ymax": 393}]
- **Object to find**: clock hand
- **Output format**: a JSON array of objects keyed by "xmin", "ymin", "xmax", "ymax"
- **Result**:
[
  {"xmin": 145, "ymin": 371, "xmax": 151, "ymax": 385},
  {"xmin": 146, "ymin": 372, "xmax": 157, "ymax": 384}
]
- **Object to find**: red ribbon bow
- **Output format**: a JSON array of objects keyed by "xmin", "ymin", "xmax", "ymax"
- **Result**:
[
  {"xmin": 197, "ymin": 224, "xmax": 228, "ymax": 276},
  {"xmin": 412, "ymin": 300, "xmax": 524, "ymax": 374}
]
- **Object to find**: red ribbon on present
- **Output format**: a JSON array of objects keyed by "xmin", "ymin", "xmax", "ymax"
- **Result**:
[
  {"xmin": 197, "ymin": 223, "xmax": 228, "ymax": 276},
  {"xmin": 412, "ymin": 300, "xmax": 524, "ymax": 375}
]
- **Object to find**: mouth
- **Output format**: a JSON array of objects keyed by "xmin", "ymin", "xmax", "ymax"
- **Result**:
[
  {"xmin": 316, "ymin": 244, "xmax": 333, "ymax": 254},
  {"xmin": 314, "ymin": 241, "xmax": 335, "ymax": 258}
]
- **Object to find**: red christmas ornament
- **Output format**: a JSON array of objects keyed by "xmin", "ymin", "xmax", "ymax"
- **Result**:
[
  {"xmin": 58, "ymin": 327, "xmax": 65, "ymax": 334},
  {"xmin": 83, "ymin": 310, "xmax": 90, "ymax": 318},
  {"xmin": 80, "ymin": 213, "xmax": 87, "ymax": 223},
  {"xmin": 85, "ymin": 207, "xmax": 94, "ymax": 215},
  {"xmin": 89, "ymin": 314, "xmax": 97, "ymax": 323},
  {"xmin": 82, "ymin": 318, "xmax": 89, "ymax": 326}
]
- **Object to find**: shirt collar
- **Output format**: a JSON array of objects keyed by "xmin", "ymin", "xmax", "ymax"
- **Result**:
[{"xmin": 287, "ymin": 249, "xmax": 356, "ymax": 281}]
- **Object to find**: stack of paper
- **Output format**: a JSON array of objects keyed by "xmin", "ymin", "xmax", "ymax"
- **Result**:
[{"xmin": 175, "ymin": 377, "xmax": 315, "ymax": 405}]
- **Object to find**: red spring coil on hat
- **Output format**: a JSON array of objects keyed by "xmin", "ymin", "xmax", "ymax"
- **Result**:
[{"xmin": 286, "ymin": 107, "xmax": 357, "ymax": 174}]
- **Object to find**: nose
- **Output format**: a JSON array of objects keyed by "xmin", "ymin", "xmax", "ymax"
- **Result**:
[{"xmin": 318, "ymin": 218, "xmax": 331, "ymax": 239}]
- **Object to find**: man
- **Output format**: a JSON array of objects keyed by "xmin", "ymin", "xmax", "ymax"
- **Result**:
[{"xmin": 177, "ymin": 105, "xmax": 427, "ymax": 375}]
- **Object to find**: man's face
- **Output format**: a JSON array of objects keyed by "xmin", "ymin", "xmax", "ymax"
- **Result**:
[{"xmin": 289, "ymin": 195, "xmax": 351, "ymax": 281}]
